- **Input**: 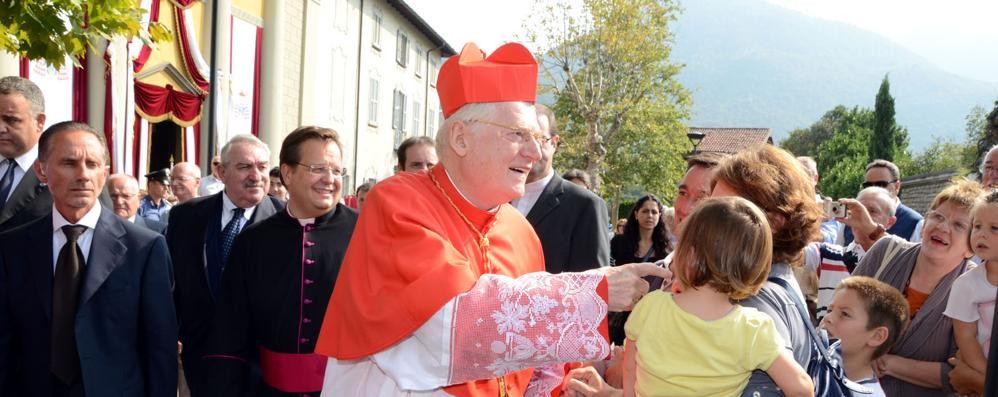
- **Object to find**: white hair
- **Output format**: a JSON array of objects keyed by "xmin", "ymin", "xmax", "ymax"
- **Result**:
[
  {"xmin": 857, "ymin": 186, "xmax": 897, "ymax": 217},
  {"xmin": 220, "ymin": 134, "xmax": 270, "ymax": 165},
  {"xmin": 434, "ymin": 102, "xmax": 507, "ymax": 149},
  {"xmin": 172, "ymin": 162, "xmax": 202, "ymax": 178},
  {"xmin": 107, "ymin": 173, "xmax": 139, "ymax": 193}
]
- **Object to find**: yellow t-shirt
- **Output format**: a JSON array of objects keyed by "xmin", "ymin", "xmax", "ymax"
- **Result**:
[{"xmin": 624, "ymin": 290, "xmax": 783, "ymax": 397}]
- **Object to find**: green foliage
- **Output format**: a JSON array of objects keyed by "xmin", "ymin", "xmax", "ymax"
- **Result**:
[
  {"xmin": 526, "ymin": 0, "xmax": 691, "ymax": 203},
  {"xmin": 906, "ymin": 137, "xmax": 969, "ymax": 177},
  {"xmin": 870, "ymin": 75, "xmax": 910, "ymax": 162},
  {"xmin": 816, "ymin": 107, "xmax": 873, "ymax": 199},
  {"xmin": 0, "ymin": 1, "xmax": 170, "ymax": 68},
  {"xmin": 779, "ymin": 105, "xmax": 850, "ymax": 157}
]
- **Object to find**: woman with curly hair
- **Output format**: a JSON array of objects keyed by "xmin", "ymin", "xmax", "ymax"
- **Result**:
[{"xmin": 710, "ymin": 144, "xmax": 826, "ymax": 395}]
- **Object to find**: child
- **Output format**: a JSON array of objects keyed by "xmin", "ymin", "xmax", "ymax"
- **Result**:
[
  {"xmin": 622, "ymin": 197, "xmax": 813, "ymax": 397},
  {"xmin": 820, "ymin": 276, "xmax": 910, "ymax": 396},
  {"xmin": 944, "ymin": 190, "xmax": 998, "ymax": 376}
]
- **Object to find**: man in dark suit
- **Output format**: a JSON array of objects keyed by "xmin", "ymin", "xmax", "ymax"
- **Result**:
[
  {"xmin": 0, "ymin": 76, "xmax": 49, "ymax": 234},
  {"xmin": 0, "ymin": 121, "xmax": 177, "ymax": 396},
  {"xmin": 108, "ymin": 173, "xmax": 166, "ymax": 234},
  {"xmin": 511, "ymin": 104, "xmax": 609, "ymax": 273},
  {"xmin": 167, "ymin": 134, "xmax": 283, "ymax": 396}
]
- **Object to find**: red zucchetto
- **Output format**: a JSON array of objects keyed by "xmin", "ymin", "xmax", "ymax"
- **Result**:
[{"xmin": 436, "ymin": 42, "xmax": 538, "ymax": 118}]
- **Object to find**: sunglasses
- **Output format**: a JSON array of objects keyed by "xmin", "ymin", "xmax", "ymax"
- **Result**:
[{"xmin": 861, "ymin": 180, "xmax": 896, "ymax": 189}]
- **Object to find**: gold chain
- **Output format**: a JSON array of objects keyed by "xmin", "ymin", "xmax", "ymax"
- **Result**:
[{"xmin": 427, "ymin": 171, "xmax": 507, "ymax": 397}]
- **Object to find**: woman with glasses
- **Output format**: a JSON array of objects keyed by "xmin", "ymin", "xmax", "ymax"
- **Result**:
[{"xmin": 851, "ymin": 179, "xmax": 984, "ymax": 396}]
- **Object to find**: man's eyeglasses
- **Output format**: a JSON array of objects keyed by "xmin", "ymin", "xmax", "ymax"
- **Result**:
[
  {"xmin": 293, "ymin": 163, "xmax": 345, "ymax": 177},
  {"xmin": 861, "ymin": 180, "xmax": 897, "ymax": 189},
  {"xmin": 466, "ymin": 119, "xmax": 553, "ymax": 145}
]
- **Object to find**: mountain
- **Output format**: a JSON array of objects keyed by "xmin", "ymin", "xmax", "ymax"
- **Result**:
[{"xmin": 672, "ymin": 0, "xmax": 998, "ymax": 150}]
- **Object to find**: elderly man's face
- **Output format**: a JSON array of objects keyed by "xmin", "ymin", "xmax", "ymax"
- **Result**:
[
  {"xmin": 858, "ymin": 194, "xmax": 893, "ymax": 227},
  {"xmin": 218, "ymin": 143, "xmax": 269, "ymax": 208},
  {"xmin": 461, "ymin": 102, "xmax": 542, "ymax": 206},
  {"xmin": 171, "ymin": 167, "xmax": 200, "ymax": 202},
  {"xmin": 35, "ymin": 130, "xmax": 108, "ymax": 221},
  {"xmin": 982, "ymin": 150, "xmax": 998, "ymax": 189},
  {"xmin": 0, "ymin": 93, "xmax": 44, "ymax": 159},
  {"xmin": 674, "ymin": 165, "xmax": 714, "ymax": 228},
  {"xmin": 109, "ymin": 178, "xmax": 141, "ymax": 219}
]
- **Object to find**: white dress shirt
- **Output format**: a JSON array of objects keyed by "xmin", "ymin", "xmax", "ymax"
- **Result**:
[
  {"xmin": 220, "ymin": 191, "xmax": 256, "ymax": 229},
  {"xmin": 511, "ymin": 171, "xmax": 554, "ymax": 216},
  {"xmin": 51, "ymin": 203, "xmax": 102, "ymax": 272},
  {"xmin": 1, "ymin": 144, "xmax": 37, "ymax": 203}
]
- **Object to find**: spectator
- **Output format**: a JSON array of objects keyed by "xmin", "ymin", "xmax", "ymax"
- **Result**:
[
  {"xmin": 852, "ymin": 178, "xmax": 983, "ymax": 396},
  {"xmin": 108, "ymin": 173, "xmax": 166, "ymax": 234},
  {"xmin": 608, "ymin": 194, "xmax": 671, "ymax": 345},
  {"xmin": 711, "ymin": 144, "xmax": 825, "ymax": 394},
  {"xmin": 198, "ymin": 155, "xmax": 225, "ymax": 196},
  {"xmin": 268, "ymin": 166, "xmax": 288, "ymax": 202},
  {"xmin": 512, "ymin": 103, "xmax": 609, "ymax": 273},
  {"xmin": 980, "ymin": 144, "xmax": 998, "ymax": 190},
  {"xmin": 623, "ymin": 197, "xmax": 813, "ymax": 397},
  {"xmin": 355, "ymin": 181, "xmax": 373, "ymax": 210},
  {"xmin": 395, "ymin": 136, "xmax": 437, "ymax": 173},
  {"xmin": 820, "ymin": 276, "xmax": 910, "ymax": 396},
  {"xmin": 138, "ymin": 168, "xmax": 172, "ymax": 223},
  {"xmin": 171, "ymin": 162, "xmax": 201, "ymax": 203},
  {"xmin": 842, "ymin": 160, "xmax": 923, "ymax": 244},
  {"xmin": 563, "ymin": 168, "xmax": 592, "ymax": 191}
]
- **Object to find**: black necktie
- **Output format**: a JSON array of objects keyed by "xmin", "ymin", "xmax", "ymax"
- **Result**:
[
  {"xmin": 0, "ymin": 158, "xmax": 16, "ymax": 212},
  {"xmin": 51, "ymin": 224, "xmax": 87, "ymax": 384},
  {"xmin": 208, "ymin": 207, "xmax": 245, "ymax": 293}
]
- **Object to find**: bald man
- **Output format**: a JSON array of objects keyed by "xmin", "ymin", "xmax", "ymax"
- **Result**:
[
  {"xmin": 171, "ymin": 162, "xmax": 202, "ymax": 203},
  {"xmin": 108, "ymin": 174, "xmax": 166, "ymax": 234}
]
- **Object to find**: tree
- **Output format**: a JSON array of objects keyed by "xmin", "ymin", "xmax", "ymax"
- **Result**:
[
  {"xmin": 817, "ymin": 107, "xmax": 874, "ymax": 199},
  {"xmin": 0, "ymin": 1, "xmax": 169, "ymax": 68},
  {"xmin": 869, "ymin": 75, "xmax": 909, "ymax": 162},
  {"xmin": 779, "ymin": 105, "xmax": 849, "ymax": 157},
  {"xmin": 525, "ymin": 0, "xmax": 691, "ymax": 195}
]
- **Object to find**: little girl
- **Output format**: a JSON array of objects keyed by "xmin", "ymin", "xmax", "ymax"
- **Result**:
[
  {"xmin": 622, "ymin": 197, "xmax": 813, "ymax": 397},
  {"xmin": 944, "ymin": 190, "xmax": 998, "ymax": 375}
]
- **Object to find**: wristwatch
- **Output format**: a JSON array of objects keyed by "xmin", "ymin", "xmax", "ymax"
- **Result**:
[{"xmin": 868, "ymin": 223, "xmax": 886, "ymax": 240}]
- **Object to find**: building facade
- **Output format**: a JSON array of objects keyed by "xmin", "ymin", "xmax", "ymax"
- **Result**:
[{"xmin": 0, "ymin": 0, "xmax": 453, "ymax": 191}]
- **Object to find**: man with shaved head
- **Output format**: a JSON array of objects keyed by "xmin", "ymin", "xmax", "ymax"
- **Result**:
[
  {"xmin": 108, "ymin": 173, "xmax": 166, "ymax": 234},
  {"xmin": 171, "ymin": 162, "xmax": 201, "ymax": 203}
]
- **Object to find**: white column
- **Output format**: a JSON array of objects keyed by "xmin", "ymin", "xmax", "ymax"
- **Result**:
[
  {"xmin": 259, "ymin": 0, "xmax": 285, "ymax": 166},
  {"xmin": 201, "ymin": 0, "xmax": 232, "ymax": 168},
  {"xmin": 0, "ymin": 51, "xmax": 18, "ymax": 77}
]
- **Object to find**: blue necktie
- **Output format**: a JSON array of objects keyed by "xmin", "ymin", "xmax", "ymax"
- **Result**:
[
  {"xmin": 210, "ymin": 207, "xmax": 245, "ymax": 293},
  {"xmin": 0, "ymin": 158, "xmax": 16, "ymax": 212}
]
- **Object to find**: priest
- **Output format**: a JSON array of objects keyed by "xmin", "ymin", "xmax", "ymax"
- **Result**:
[
  {"xmin": 203, "ymin": 126, "xmax": 358, "ymax": 396},
  {"xmin": 314, "ymin": 42, "xmax": 669, "ymax": 396}
]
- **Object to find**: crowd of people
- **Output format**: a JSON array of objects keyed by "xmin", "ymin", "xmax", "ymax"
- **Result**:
[{"xmin": 0, "ymin": 39, "xmax": 995, "ymax": 397}]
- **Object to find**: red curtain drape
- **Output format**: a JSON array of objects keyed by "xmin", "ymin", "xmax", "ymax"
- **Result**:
[
  {"xmin": 134, "ymin": 80, "xmax": 203, "ymax": 125},
  {"xmin": 133, "ymin": 0, "xmax": 162, "ymax": 73},
  {"xmin": 251, "ymin": 26, "xmax": 262, "ymax": 137},
  {"xmin": 170, "ymin": 0, "xmax": 199, "ymax": 8},
  {"xmin": 175, "ymin": 6, "xmax": 210, "ymax": 93},
  {"xmin": 72, "ymin": 55, "xmax": 87, "ymax": 122}
]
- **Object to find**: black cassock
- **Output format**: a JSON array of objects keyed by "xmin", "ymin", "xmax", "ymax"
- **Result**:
[{"xmin": 203, "ymin": 204, "xmax": 358, "ymax": 396}]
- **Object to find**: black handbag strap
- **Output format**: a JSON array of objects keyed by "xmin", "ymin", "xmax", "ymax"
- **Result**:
[{"xmin": 767, "ymin": 276, "xmax": 838, "ymax": 366}]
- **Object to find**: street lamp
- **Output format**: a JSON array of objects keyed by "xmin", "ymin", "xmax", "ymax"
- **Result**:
[{"xmin": 687, "ymin": 131, "xmax": 706, "ymax": 154}]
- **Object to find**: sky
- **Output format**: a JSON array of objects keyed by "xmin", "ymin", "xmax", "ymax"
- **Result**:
[{"xmin": 405, "ymin": 0, "xmax": 998, "ymax": 83}]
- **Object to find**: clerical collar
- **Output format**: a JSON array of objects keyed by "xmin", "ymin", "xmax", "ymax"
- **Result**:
[{"xmin": 442, "ymin": 168, "xmax": 499, "ymax": 213}]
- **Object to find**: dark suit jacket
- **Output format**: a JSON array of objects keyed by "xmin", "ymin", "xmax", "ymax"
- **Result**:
[
  {"xmin": 0, "ymin": 169, "xmax": 50, "ymax": 234},
  {"xmin": 0, "ymin": 208, "xmax": 178, "ymax": 397},
  {"xmin": 166, "ymin": 193, "xmax": 283, "ymax": 359},
  {"xmin": 525, "ymin": 174, "xmax": 610, "ymax": 273},
  {"xmin": 134, "ymin": 215, "xmax": 167, "ymax": 235}
]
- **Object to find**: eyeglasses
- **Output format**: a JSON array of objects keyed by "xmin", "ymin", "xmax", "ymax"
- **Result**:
[
  {"xmin": 293, "ymin": 163, "xmax": 345, "ymax": 177},
  {"xmin": 861, "ymin": 180, "xmax": 897, "ymax": 189},
  {"xmin": 983, "ymin": 165, "xmax": 998, "ymax": 174},
  {"xmin": 925, "ymin": 209, "xmax": 969, "ymax": 234},
  {"xmin": 467, "ymin": 119, "xmax": 552, "ymax": 145}
]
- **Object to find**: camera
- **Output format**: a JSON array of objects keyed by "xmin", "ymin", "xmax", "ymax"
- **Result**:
[{"xmin": 823, "ymin": 200, "xmax": 847, "ymax": 218}]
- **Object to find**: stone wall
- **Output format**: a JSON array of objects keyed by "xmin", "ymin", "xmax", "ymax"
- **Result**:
[{"xmin": 899, "ymin": 170, "xmax": 959, "ymax": 215}]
